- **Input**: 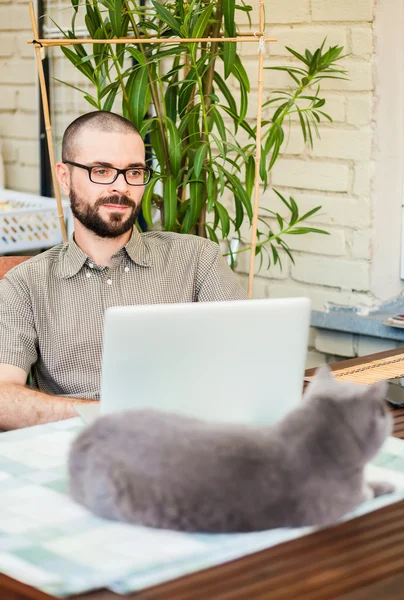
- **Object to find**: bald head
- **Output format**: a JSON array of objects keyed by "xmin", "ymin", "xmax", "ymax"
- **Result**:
[{"xmin": 62, "ymin": 111, "xmax": 141, "ymax": 163}]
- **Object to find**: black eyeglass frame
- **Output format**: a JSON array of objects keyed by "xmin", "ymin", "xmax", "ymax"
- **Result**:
[{"xmin": 64, "ymin": 160, "xmax": 153, "ymax": 186}]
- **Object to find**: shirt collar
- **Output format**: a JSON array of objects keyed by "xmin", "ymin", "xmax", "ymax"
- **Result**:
[{"xmin": 59, "ymin": 227, "xmax": 151, "ymax": 279}]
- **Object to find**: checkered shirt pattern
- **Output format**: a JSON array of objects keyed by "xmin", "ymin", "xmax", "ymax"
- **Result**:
[{"xmin": 0, "ymin": 228, "xmax": 247, "ymax": 399}]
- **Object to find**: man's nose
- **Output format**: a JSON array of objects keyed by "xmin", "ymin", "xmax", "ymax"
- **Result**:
[{"xmin": 111, "ymin": 172, "xmax": 129, "ymax": 193}]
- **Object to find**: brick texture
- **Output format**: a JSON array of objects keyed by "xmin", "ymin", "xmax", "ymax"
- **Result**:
[
  {"xmin": 271, "ymin": 160, "xmax": 350, "ymax": 192},
  {"xmin": 312, "ymin": 0, "xmax": 374, "ymax": 22},
  {"xmin": 291, "ymin": 256, "xmax": 370, "ymax": 290}
]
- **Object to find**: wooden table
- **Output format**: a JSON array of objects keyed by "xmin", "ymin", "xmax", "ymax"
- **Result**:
[{"xmin": 3, "ymin": 348, "xmax": 404, "ymax": 600}]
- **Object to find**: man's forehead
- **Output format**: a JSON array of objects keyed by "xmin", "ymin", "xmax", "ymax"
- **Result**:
[{"xmin": 75, "ymin": 128, "xmax": 144, "ymax": 156}]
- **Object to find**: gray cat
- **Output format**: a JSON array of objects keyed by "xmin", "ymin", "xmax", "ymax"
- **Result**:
[{"xmin": 68, "ymin": 366, "xmax": 394, "ymax": 532}]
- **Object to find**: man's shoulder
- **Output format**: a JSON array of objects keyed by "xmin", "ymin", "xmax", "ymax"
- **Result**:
[
  {"xmin": 2, "ymin": 243, "xmax": 66, "ymax": 282},
  {"xmin": 141, "ymin": 231, "xmax": 219, "ymax": 255}
]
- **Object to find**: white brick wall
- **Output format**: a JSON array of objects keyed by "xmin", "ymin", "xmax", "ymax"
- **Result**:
[
  {"xmin": 0, "ymin": 0, "xmax": 39, "ymax": 193},
  {"xmin": 291, "ymin": 256, "xmax": 370, "ymax": 290},
  {"xmin": 312, "ymin": 0, "xmax": 374, "ymax": 22},
  {"xmin": 271, "ymin": 160, "xmax": 350, "ymax": 192}
]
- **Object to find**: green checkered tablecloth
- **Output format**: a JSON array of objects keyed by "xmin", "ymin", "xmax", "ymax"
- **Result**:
[{"xmin": 0, "ymin": 418, "xmax": 404, "ymax": 597}]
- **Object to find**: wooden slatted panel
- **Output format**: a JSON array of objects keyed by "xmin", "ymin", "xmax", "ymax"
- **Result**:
[{"xmin": 307, "ymin": 353, "xmax": 404, "ymax": 385}]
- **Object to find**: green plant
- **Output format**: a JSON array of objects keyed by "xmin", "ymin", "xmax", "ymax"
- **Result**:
[{"xmin": 51, "ymin": 0, "xmax": 347, "ymax": 270}]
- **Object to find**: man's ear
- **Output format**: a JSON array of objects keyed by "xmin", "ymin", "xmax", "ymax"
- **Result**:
[{"xmin": 55, "ymin": 162, "xmax": 71, "ymax": 195}]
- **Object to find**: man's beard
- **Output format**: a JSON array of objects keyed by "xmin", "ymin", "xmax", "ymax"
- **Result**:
[{"xmin": 70, "ymin": 186, "xmax": 142, "ymax": 239}]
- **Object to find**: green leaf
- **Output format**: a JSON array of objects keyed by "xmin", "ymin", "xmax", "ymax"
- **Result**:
[
  {"xmin": 239, "ymin": 81, "xmax": 248, "ymax": 123},
  {"xmin": 152, "ymin": 0, "xmax": 182, "ymax": 34},
  {"xmin": 213, "ymin": 72, "xmax": 237, "ymax": 117},
  {"xmin": 285, "ymin": 46, "xmax": 309, "ymax": 65},
  {"xmin": 191, "ymin": 4, "xmax": 214, "ymax": 38},
  {"xmin": 267, "ymin": 127, "xmax": 284, "ymax": 172},
  {"xmin": 109, "ymin": 0, "xmax": 122, "ymax": 37},
  {"xmin": 300, "ymin": 205, "xmax": 322, "ymax": 221},
  {"xmin": 178, "ymin": 70, "xmax": 198, "ymax": 118},
  {"xmin": 276, "ymin": 213, "xmax": 284, "ymax": 230},
  {"xmin": 245, "ymin": 154, "xmax": 255, "ymax": 198},
  {"xmin": 85, "ymin": 3, "xmax": 99, "ymax": 37},
  {"xmin": 71, "ymin": 0, "xmax": 79, "ymax": 12},
  {"xmin": 287, "ymin": 227, "xmax": 330, "ymax": 235},
  {"xmin": 149, "ymin": 121, "xmax": 166, "ymax": 168},
  {"xmin": 165, "ymin": 85, "xmax": 178, "ymax": 123},
  {"xmin": 51, "ymin": 77, "xmax": 87, "ymax": 96},
  {"xmin": 231, "ymin": 55, "xmax": 250, "ymax": 93},
  {"xmin": 166, "ymin": 117, "xmax": 182, "ymax": 177},
  {"xmin": 267, "ymin": 66, "xmax": 301, "ymax": 86},
  {"xmin": 235, "ymin": 4, "xmax": 253, "ymax": 11},
  {"xmin": 272, "ymin": 189, "xmax": 293, "ymax": 213},
  {"xmin": 289, "ymin": 196, "xmax": 299, "ymax": 226},
  {"xmin": 221, "ymin": 165, "xmax": 252, "ymax": 223},
  {"xmin": 142, "ymin": 177, "xmax": 158, "ymax": 227},
  {"xmin": 99, "ymin": 81, "xmax": 118, "ymax": 99},
  {"xmin": 102, "ymin": 86, "xmax": 118, "ymax": 111},
  {"xmin": 297, "ymin": 107, "xmax": 307, "ymax": 143},
  {"xmin": 316, "ymin": 110, "xmax": 333, "ymax": 122},
  {"xmin": 177, "ymin": 0, "xmax": 185, "ymax": 20},
  {"xmin": 127, "ymin": 47, "xmax": 146, "ymax": 66},
  {"xmin": 139, "ymin": 118, "xmax": 156, "ymax": 139},
  {"xmin": 211, "ymin": 107, "xmax": 227, "ymax": 141},
  {"xmin": 305, "ymin": 113, "xmax": 313, "ymax": 148},
  {"xmin": 224, "ymin": 41, "xmax": 237, "ymax": 79},
  {"xmin": 206, "ymin": 172, "xmax": 217, "ymax": 212},
  {"xmin": 219, "ymin": 106, "xmax": 255, "ymax": 138},
  {"xmin": 194, "ymin": 145, "xmax": 207, "ymax": 178},
  {"xmin": 163, "ymin": 176, "xmax": 178, "ymax": 231},
  {"xmin": 60, "ymin": 46, "xmax": 95, "ymax": 83},
  {"xmin": 260, "ymin": 150, "xmax": 268, "ymax": 189},
  {"xmin": 234, "ymin": 196, "xmax": 243, "ymax": 231},
  {"xmin": 215, "ymin": 201, "xmax": 230, "ymax": 238},
  {"xmin": 224, "ymin": 0, "xmax": 236, "ymax": 36},
  {"xmin": 84, "ymin": 94, "xmax": 100, "ymax": 109},
  {"xmin": 130, "ymin": 66, "xmax": 151, "ymax": 130},
  {"xmin": 314, "ymin": 98, "xmax": 326, "ymax": 108},
  {"xmin": 205, "ymin": 224, "xmax": 219, "ymax": 244},
  {"xmin": 183, "ymin": 179, "xmax": 204, "ymax": 232}
]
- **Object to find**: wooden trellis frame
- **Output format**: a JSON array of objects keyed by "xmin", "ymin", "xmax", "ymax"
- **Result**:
[{"xmin": 28, "ymin": 1, "xmax": 274, "ymax": 298}]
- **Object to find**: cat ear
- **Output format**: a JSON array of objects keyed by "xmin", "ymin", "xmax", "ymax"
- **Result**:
[
  {"xmin": 303, "ymin": 364, "xmax": 334, "ymax": 400},
  {"xmin": 314, "ymin": 364, "xmax": 334, "ymax": 382}
]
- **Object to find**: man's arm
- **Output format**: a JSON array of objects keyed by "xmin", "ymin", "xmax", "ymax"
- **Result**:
[
  {"xmin": 197, "ymin": 241, "xmax": 248, "ymax": 301},
  {"xmin": 0, "ymin": 364, "xmax": 95, "ymax": 430}
]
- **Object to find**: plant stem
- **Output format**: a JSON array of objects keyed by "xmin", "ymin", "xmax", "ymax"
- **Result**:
[
  {"xmin": 93, "ymin": 1, "xmax": 134, "ymax": 121},
  {"xmin": 197, "ymin": 0, "xmax": 223, "ymax": 237},
  {"xmin": 190, "ymin": 49, "xmax": 213, "ymax": 238},
  {"xmin": 223, "ymin": 222, "xmax": 298, "ymax": 257},
  {"xmin": 124, "ymin": 0, "xmax": 171, "ymax": 175}
]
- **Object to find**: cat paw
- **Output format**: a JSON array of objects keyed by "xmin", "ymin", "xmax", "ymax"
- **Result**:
[{"xmin": 369, "ymin": 480, "xmax": 395, "ymax": 497}]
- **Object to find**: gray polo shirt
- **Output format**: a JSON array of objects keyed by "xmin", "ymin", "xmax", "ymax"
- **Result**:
[{"xmin": 0, "ymin": 228, "xmax": 247, "ymax": 399}]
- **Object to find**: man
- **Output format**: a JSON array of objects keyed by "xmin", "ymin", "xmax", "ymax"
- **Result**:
[{"xmin": 0, "ymin": 111, "xmax": 247, "ymax": 429}]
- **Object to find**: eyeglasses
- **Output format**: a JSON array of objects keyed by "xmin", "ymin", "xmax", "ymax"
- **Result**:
[{"xmin": 64, "ymin": 161, "xmax": 153, "ymax": 186}]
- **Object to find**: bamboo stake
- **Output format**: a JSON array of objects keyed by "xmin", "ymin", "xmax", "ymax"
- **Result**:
[
  {"xmin": 29, "ymin": 2, "xmax": 67, "ymax": 243},
  {"xmin": 247, "ymin": 0, "xmax": 266, "ymax": 298},
  {"xmin": 27, "ymin": 36, "xmax": 275, "ymax": 46}
]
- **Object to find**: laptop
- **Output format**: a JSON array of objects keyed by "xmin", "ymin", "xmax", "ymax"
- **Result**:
[{"xmin": 75, "ymin": 297, "xmax": 311, "ymax": 426}]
